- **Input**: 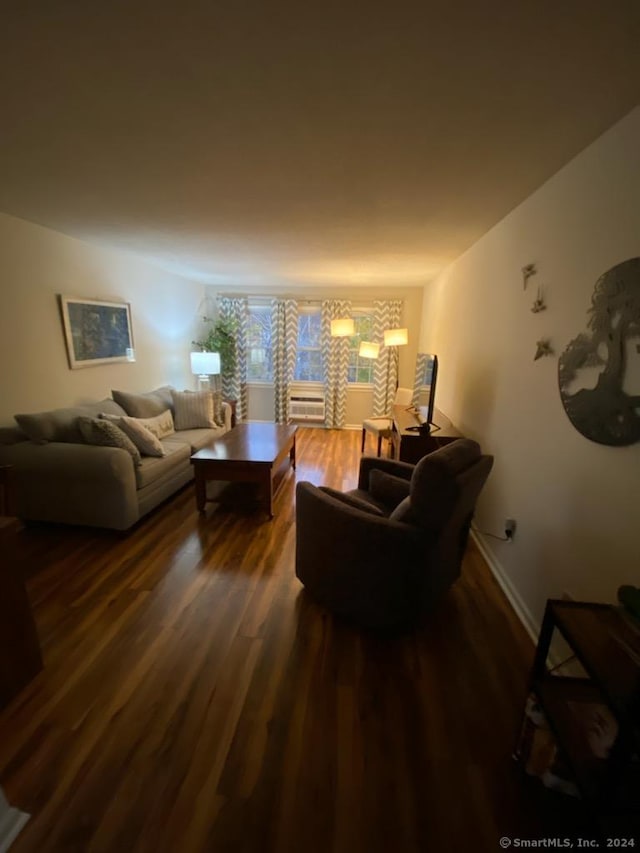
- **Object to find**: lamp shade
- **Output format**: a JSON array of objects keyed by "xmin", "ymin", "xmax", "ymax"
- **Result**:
[
  {"xmin": 190, "ymin": 351, "xmax": 221, "ymax": 376},
  {"xmin": 330, "ymin": 318, "xmax": 355, "ymax": 337},
  {"xmin": 358, "ymin": 341, "xmax": 380, "ymax": 359},
  {"xmin": 383, "ymin": 327, "xmax": 409, "ymax": 347}
]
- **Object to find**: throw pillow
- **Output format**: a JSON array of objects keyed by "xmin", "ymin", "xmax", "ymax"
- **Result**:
[
  {"xmin": 76, "ymin": 416, "xmax": 142, "ymax": 465},
  {"xmin": 369, "ymin": 469, "xmax": 411, "ymax": 510},
  {"xmin": 319, "ymin": 487, "xmax": 386, "ymax": 516},
  {"xmin": 389, "ymin": 497, "xmax": 416, "ymax": 525},
  {"xmin": 132, "ymin": 409, "xmax": 175, "ymax": 440},
  {"xmin": 171, "ymin": 390, "xmax": 216, "ymax": 430},
  {"xmin": 118, "ymin": 417, "xmax": 166, "ymax": 457}
]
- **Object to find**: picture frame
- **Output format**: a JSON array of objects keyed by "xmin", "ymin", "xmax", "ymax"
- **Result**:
[{"xmin": 58, "ymin": 295, "xmax": 135, "ymax": 369}]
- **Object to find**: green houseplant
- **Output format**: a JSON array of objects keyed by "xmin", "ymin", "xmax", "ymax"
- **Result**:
[{"xmin": 192, "ymin": 316, "xmax": 237, "ymax": 375}]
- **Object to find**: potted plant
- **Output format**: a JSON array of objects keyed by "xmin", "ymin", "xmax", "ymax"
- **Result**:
[{"xmin": 192, "ymin": 316, "xmax": 237, "ymax": 375}]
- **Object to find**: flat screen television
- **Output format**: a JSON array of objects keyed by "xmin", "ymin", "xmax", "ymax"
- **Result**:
[{"xmin": 412, "ymin": 353, "xmax": 438, "ymax": 431}]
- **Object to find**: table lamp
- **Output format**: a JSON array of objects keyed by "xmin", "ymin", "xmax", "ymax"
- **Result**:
[{"xmin": 190, "ymin": 351, "xmax": 221, "ymax": 390}]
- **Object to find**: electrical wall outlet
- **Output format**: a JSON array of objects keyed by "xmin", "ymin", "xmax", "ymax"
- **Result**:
[{"xmin": 505, "ymin": 518, "xmax": 516, "ymax": 540}]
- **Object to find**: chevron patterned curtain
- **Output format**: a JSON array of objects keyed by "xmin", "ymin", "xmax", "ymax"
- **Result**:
[
  {"xmin": 271, "ymin": 299, "xmax": 299, "ymax": 424},
  {"xmin": 321, "ymin": 299, "xmax": 352, "ymax": 428},
  {"xmin": 218, "ymin": 297, "xmax": 249, "ymax": 421},
  {"xmin": 372, "ymin": 299, "xmax": 402, "ymax": 416}
]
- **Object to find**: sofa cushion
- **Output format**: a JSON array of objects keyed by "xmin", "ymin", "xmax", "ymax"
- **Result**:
[
  {"xmin": 112, "ymin": 386, "xmax": 174, "ymax": 418},
  {"xmin": 171, "ymin": 390, "xmax": 216, "ymax": 429},
  {"xmin": 77, "ymin": 416, "xmax": 142, "ymax": 465},
  {"xmin": 164, "ymin": 426, "xmax": 226, "ymax": 453},
  {"xmin": 15, "ymin": 399, "xmax": 127, "ymax": 444},
  {"xmin": 134, "ymin": 440, "xmax": 191, "ymax": 489}
]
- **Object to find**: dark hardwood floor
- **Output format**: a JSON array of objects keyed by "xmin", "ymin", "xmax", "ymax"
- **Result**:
[{"xmin": 1, "ymin": 428, "xmax": 565, "ymax": 851}]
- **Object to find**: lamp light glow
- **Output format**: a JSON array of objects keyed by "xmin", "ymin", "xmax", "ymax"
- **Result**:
[
  {"xmin": 383, "ymin": 328, "xmax": 409, "ymax": 347},
  {"xmin": 358, "ymin": 341, "xmax": 380, "ymax": 359},
  {"xmin": 330, "ymin": 318, "xmax": 355, "ymax": 337},
  {"xmin": 190, "ymin": 351, "xmax": 221, "ymax": 377}
]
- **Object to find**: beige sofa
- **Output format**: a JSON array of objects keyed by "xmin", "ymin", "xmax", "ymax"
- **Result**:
[{"xmin": 0, "ymin": 386, "xmax": 231, "ymax": 530}]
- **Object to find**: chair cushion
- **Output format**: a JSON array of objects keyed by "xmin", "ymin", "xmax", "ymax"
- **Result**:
[
  {"xmin": 319, "ymin": 487, "xmax": 386, "ymax": 517},
  {"xmin": 389, "ymin": 496, "xmax": 416, "ymax": 525},
  {"xmin": 362, "ymin": 417, "xmax": 392, "ymax": 437},
  {"xmin": 369, "ymin": 469, "xmax": 411, "ymax": 510},
  {"xmin": 410, "ymin": 439, "xmax": 481, "ymax": 530}
]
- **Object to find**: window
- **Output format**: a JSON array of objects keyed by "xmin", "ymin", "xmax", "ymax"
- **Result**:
[
  {"xmin": 246, "ymin": 305, "xmax": 273, "ymax": 382},
  {"xmin": 347, "ymin": 312, "xmax": 375, "ymax": 384},
  {"xmin": 294, "ymin": 308, "xmax": 323, "ymax": 382}
]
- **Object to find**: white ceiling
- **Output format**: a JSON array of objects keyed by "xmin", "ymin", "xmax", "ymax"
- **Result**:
[{"xmin": 1, "ymin": 2, "xmax": 638, "ymax": 287}]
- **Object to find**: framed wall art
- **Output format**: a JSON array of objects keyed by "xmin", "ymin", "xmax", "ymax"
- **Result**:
[{"xmin": 58, "ymin": 296, "xmax": 135, "ymax": 369}]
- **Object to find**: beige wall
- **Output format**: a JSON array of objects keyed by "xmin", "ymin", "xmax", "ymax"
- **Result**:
[
  {"xmin": 204, "ymin": 284, "xmax": 424, "ymax": 425},
  {"xmin": 419, "ymin": 108, "xmax": 640, "ymax": 635},
  {"xmin": 0, "ymin": 213, "xmax": 204, "ymax": 426}
]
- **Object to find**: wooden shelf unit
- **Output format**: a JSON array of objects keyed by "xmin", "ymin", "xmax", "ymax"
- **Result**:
[{"xmin": 524, "ymin": 599, "xmax": 640, "ymax": 830}]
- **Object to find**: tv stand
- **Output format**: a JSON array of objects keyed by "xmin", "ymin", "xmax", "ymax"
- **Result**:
[{"xmin": 391, "ymin": 406, "xmax": 462, "ymax": 463}]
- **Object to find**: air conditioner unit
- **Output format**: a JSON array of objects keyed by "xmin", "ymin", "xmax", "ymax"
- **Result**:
[{"xmin": 288, "ymin": 390, "xmax": 325, "ymax": 423}]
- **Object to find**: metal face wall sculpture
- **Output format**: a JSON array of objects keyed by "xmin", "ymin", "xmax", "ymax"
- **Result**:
[{"xmin": 558, "ymin": 257, "xmax": 640, "ymax": 446}]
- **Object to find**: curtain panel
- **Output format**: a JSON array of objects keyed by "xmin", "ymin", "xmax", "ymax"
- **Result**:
[
  {"xmin": 321, "ymin": 299, "xmax": 352, "ymax": 428},
  {"xmin": 218, "ymin": 297, "xmax": 249, "ymax": 422},
  {"xmin": 372, "ymin": 299, "xmax": 402, "ymax": 416},
  {"xmin": 271, "ymin": 299, "xmax": 299, "ymax": 424}
]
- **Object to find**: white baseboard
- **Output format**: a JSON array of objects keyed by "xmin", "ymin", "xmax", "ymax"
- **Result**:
[
  {"xmin": 471, "ymin": 529, "xmax": 539, "ymax": 647},
  {"xmin": 0, "ymin": 789, "xmax": 29, "ymax": 853}
]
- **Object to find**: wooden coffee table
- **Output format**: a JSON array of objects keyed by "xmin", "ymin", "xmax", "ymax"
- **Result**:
[{"xmin": 190, "ymin": 423, "xmax": 297, "ymax": 519}]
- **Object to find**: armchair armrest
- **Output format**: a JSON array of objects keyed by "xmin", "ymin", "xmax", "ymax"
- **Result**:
[{"xmin": 357, "ymin": 455, "xmax": 415, "ymax": 490}]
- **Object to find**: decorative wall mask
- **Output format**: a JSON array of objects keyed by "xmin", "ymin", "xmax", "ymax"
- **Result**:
[{"xmin": 558, "ymin": 257, "xmax": 640, "ymax": 446}]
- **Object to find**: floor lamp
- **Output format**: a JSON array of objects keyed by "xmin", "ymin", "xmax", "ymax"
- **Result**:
[{"xmin": 382, "ymin": 327, "xmax": 408, "ymax": 414}]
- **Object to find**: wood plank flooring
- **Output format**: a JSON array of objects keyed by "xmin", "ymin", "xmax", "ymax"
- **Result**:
[{"xmin": 0, "ymin": 427, "xmax": 566, "ymax": 852}]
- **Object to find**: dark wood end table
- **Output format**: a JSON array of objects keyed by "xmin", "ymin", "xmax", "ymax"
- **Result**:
[{"xmin": 191, "ymin": 422, "xmax": 297, "ymax": 519}]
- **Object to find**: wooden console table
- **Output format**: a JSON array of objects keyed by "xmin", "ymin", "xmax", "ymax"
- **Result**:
[{"xmin": 391, "ymin": 406, "xmax": 463, "ymax": 464}]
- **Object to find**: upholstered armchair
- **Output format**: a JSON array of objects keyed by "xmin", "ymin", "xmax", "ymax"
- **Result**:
[{"xmin": 295, "ymin": 439, "xmax": 493, "ymax": 628}]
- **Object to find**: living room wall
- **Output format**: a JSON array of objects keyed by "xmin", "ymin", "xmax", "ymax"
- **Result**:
[
  {"xmin": 0, "ymin": 213, "xmax": 204, "ymax": 426},
  {"xmin": 204, "ymin": 284, "xmax": 424, "ymax": 427},
  {"xmin": 420, "ymin": 107, "xmax": 640, "ymax": 636}
]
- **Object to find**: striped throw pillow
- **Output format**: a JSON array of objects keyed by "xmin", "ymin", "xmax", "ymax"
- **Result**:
[{"xmin": 171, "ymin": 390, "xmax": 216, "ymax": 430}]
